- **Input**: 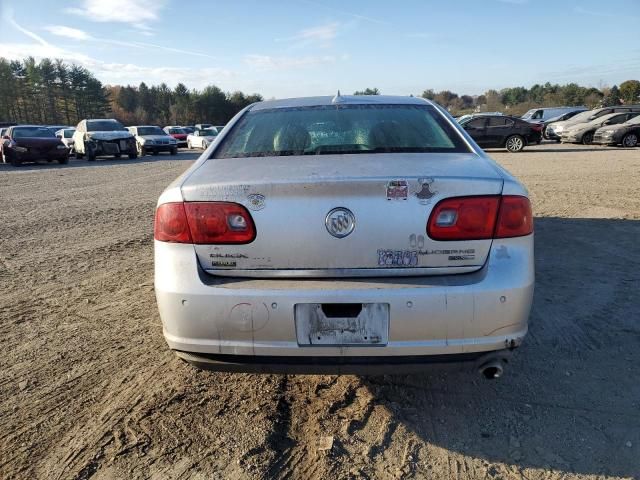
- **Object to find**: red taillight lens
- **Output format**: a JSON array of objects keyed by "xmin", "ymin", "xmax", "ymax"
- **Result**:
[
  {"xmin": 495, "ymin": 195, "xmax": 533, "ymax": 238},
  {"xmin": 428, "ymin": 196, "xmax": 500, "ymax": 240},
  {"xmin": 154, "ymin": 203, "xmax": 192, "ymax": 243},
  {"xmin": 184, "ymin": 202, "xmax": 255, "ymax": 244},
  {"xmin": 427, "ymin": 195, "xmax": 532, "ymax": 241},
  {"xmin": 155, "ymin": 202, "xmax": 256, "ymax": 244}
]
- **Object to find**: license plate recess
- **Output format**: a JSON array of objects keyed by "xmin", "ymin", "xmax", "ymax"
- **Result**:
[{"xmin": 294, "ymin": 303, "xmax": 389, "ymax": 346}]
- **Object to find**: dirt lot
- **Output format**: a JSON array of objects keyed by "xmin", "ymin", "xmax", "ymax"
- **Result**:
[{"xmin": 1, "ymin": 144, "xmax": 639, "ymax": 480}]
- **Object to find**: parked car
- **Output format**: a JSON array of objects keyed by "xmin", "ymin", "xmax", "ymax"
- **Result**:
[
  {"xmin": 154, "ymin": 95, "xmax": 534, "ymax": 377},
  {"xmin": 459, "ymin": 114, "xmax": 542, "ymax": 152},
  {"xmin": 187, "ymin": 128, "xmax": 218, "ymax": 149},
  {"xmin": 1, "ymin": 125, "xmax": 69, "ymax": 166},
  {"xmin": 128, "ymin": 125, "xmax": 178, "ymax": 156},
  {"xmin": 163, "ymin": 126, "xmax": 188, "ymax": 147},
  {"xmin": 545, "ymin": 105, "xmax": 640, "ymax": 141},
  {"xmin": 182, "ymin": 126, "xmax": 195, "ymax": 134},
  {"xmin": 195, "ymin": 123, "xmax": 212, "ymax": 131},
  {"xmin": 593, "ymin": 114, "xmax": 640, "ymax": 147},
  {"xmin": 72, "ymin": 119, "xmax": 137, "ymax": 161},
  {"xmin": 55, "ymin": 128, "xmax": 76, "ymax": 150},
  {"xmin": 542, "ymin": 110, "xmax": 590, "ymax": 140},
  {"xmin": 521, "ymin": 106, "xmax": 587, "ymax": 124},
  {"xmin": 456, "ymin": 112, "xmax": 503, "ymax": 124},
  {"xmin": 560, "ymin": 112, "xmax": 640, "ymax": 145}
]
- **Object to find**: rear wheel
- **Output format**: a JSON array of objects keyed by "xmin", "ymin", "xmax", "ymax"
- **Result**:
[
  {"xmin": 621, "ymin": 132, "xmax": 638, "ymax": 148},
  {"xmin": 505, "ymin": 135, "xmax": 524, "ymax": 152},
  {"xmin": 58, "ymin": 155, "xmax": 69, "ymax": 165},
  {"xmin": 582, "ymin": 131, "xmax": 594, "ymax": 145}
]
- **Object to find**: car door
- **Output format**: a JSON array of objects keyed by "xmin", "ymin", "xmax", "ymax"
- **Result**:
[
  {"xmin": 486, "ymin": 116, "xmax": 513, "ymax": 146},
  {"xmin": 462, "ymin": 117, "xmax": 488, "ymax": 146}
]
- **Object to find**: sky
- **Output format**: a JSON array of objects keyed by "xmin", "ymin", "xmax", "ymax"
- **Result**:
[{"xmin": 1, "ymin": 0, "xmax": 639, "ymax": 98}]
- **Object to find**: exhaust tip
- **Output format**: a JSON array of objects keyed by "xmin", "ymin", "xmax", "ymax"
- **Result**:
[{"xmin": 479, "ymin": 361, "xmax": 505, "ymax": 380}]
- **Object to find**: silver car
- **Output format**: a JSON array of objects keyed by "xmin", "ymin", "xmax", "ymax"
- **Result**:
[{"xmin": 154, "ymin": 95, "xmax": 534, "ymax": 378}]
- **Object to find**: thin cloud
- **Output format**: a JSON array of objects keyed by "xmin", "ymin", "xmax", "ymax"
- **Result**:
[
  {"xmin": 44, "ymin": 25, "xmax": 92, "ymax": 41},
  {"xmin": 276, "ymin": 22, "xmax": 341, "ymax": 48},
  {"xmin": 244, "ymin": 54, "xmax": 347, "ymax": 71},
  {"xmin": 574, "ymin": 6, "xmax": 639, "ymax": 20},
  {"xmin": 297, "ymin": 0, "xmax": 388, "ymax": 25},
  {"xmin": 66, "ymin": 0, "xmax": 167, "ymax": 31},
  {"xmin": 4, "ymin": 8, "xmax": 49, "ymax": 46}
]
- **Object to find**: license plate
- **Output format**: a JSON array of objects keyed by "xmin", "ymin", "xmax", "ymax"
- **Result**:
[
  {"xmin": 294, "ymin": 303, "xmax": 389, "ymax": 346},
  {"xmin": 119, "ymin": 140, "xmax": 128, "ymax": 150}
]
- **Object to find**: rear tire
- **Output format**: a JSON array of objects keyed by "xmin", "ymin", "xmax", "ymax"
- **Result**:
[
  {"xmin": 582, "ymin": 131, "xmax": 594, "ymax": 145},
  {"xmin": 621, "ymin": 132, "xmax": 638, "ymax": 148},
  {"xmin": 505, "ymin": 135, "xmax": 525, "ymax": 152},
  {"xmin": 58, "ymin": 156, "xmax": 69, "ymax": 165}
]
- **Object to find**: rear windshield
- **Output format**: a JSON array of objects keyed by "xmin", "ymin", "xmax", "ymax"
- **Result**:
[
  {"xmin": 137, "ymin": 126, "xmax": 165, "ymax": 136},
  {"xmin": 87, "ymin": 120, "xmax": 126, "ymax": 132},
  {"xmin": 169, "ymin": 128, "xmax": 186, "ymax": 134},
  {"xmin": 214, "ymin": 104, "xmax": 470, "ymax": 158},
  {"xmin": 13, "ymin": 127, "xmax": 55, "ymax": 138}
]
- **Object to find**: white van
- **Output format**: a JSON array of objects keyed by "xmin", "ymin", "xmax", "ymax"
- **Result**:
[{"xmin": 521, "ymin": 106, "xmax": 587, "ymax": 123}]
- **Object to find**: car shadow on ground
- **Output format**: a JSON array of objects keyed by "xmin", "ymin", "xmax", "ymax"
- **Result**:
[
  {"xmin": 0, "ymin": 151, "xmax": 201, "ymax": 171},
  {"xmin": 358, "ymin": 217, "xmax": 640, "ymax": 477}
]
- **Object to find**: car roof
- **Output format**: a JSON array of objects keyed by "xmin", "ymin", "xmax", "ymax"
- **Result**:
[{"xmin": 250, "ymin": 95, "xmax": 431, "ymax": 111}]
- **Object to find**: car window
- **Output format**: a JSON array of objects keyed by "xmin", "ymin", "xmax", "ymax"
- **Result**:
[
  {"xmin": 87, "ymin": 120, "xmax": 126, "ymax": 132},
  {"xmin": 64, "ymin": 130, "xmax": 74, "ymax": 138},
  {"xmin": 137, "ymin": 126, "xmax": 165, "ymax": 136},
  {"xmin": 466, "ymin": 118, "xmax": 486, "ymax": 128},
  {"xmin": 13, "ymin": 127, "xmax": 56, "ymax": 138},
  {"xmin": 488, "ymin": 117, "xmax": 513, "ymax": 127},
  {"xmin": 169, "ymin": 128, "xmax": 186, "ymax": 134},
  {"xmin": 214, "ymin": 104, "xmax": 470, "ymax": 158}
]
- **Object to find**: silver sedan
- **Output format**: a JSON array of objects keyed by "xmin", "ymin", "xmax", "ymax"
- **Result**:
[{"xmin": 154, "ymin": 95, "xmax": 534, "ymax": 378}]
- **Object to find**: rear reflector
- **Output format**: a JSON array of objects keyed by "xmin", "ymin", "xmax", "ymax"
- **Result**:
[
  {"xmin": 427, "ymin": 195, "xmax": 532, "ymax": 241},
  {"xmin": 154, "ymin": 202, "xmax": 256, "ymax": 244}
]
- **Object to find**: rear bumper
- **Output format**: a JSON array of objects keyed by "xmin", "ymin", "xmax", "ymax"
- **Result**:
[
  {"xmin": 155, "ymin": 235, "xmax": 534, "ymax": 371},
  {"xmin": 176, "ymin": 349, "xmax": 513, "ymax": 375},
  {"xmin": 13, "ymin": 148, "xmax": 68, "ymax": 160}
]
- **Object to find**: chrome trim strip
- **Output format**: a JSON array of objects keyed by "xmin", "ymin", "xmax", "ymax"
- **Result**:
[{"xmin": 204, "ymin": 266, "xmax": 480, "ymax": 278}]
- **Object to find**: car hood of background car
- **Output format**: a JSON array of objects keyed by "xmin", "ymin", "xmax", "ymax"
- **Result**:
[
  {"xmin": 87, "ymin": 131, "xmax": 134, "ymax": 141},
  {"xmin": 14, "ymin": 137, "xmax": 63, "ymax": 148}
]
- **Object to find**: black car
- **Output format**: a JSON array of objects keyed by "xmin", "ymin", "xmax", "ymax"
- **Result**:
[
  {"xmin": 459, "ymin": 115, "xmax": 542, "ymax": 152},
  {"xmin": 1, "ymin": 125, "xmax": 69, "ymax": 166}
]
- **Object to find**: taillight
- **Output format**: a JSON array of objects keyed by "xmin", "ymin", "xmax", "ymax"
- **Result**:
[
  {"xmin": 154, "ymin": 202, "xmax": 256, "ymax": 244},
  {"xmin": 427, "ymin": 195, "xmax": 532, "ymax": 241},
  {"xmin": 495, "ymin": 195, "xmax": 533, "ymax": 238},
  {"xmin": 154, "ymin": 203, "xmax": 192, "ymax": 243}
]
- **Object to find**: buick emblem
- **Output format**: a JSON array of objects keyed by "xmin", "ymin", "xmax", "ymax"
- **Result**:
[{"xmin": 325, "ymin": 207, "xmax": 355, "ymax": 238}]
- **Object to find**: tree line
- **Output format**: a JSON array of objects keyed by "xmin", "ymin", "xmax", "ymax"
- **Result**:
[
  {"xmin": 2, "ymin": 57, "xmax": 639, "ymax": 127},
  {"xmin": 356, "ymin": 80, "xmax": 640, "ymax": 116},
  {"xmin": 0, "ymin": 57, "xmax": 263, "ymax": 127}
]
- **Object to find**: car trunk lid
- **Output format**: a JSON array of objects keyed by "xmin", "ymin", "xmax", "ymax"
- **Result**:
[{"xmin": 181, "ymin": 153, "xmax": 504, "ymax": 276}]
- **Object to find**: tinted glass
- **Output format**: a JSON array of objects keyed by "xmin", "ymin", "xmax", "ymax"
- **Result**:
[
  {"xmin": 13, "ymin": 127, "xmax": 55, "ymax": 138},
  {"xmin": 169, "ymin": 128, "xmax": 186, "ymax": 134},
  {"xmin": 137, "ymin": 126, "xmax": 165, "ymax": 135},
  {"xmin": 87, "ymin": 120, "xmax": 126, "ymax": 131},
  {"xmin": 64, "ymin": 130, "xmax": 74, "ymax": 138},
  {"xmin": 488, "ymin": 117, "xmax": 512, "ymax": 127},
  {"xmin": 215, "ymin": 104, "xmax": 470, "ymax": 158},
  {"xmin": 466, "ymin": 118, "xmax": 486, "ymax": 128}
]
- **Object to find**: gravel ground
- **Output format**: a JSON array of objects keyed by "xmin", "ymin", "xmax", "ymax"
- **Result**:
[{"xmin": 1, "ymin": 144, "xmax": 639, "ymax": 480}]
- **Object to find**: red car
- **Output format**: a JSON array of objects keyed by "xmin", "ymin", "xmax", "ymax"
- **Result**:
[
  {"xmin": 163, "ymin": 126, "xmax": 188, "ymax": 147},
  {"xmin": 1, "ymin": 125, "xmax": 69, "ymax": 166}
]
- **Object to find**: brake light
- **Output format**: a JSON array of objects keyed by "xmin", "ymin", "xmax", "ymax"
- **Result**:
[
  {"xmin": 427, "ymin": 195, "xmax": 532, "ymax": 241},
  {"xmin": 154, "ymin": 202, "xmax": 256, "ymax": 244},
  {"xmin": 154, "ymin": 203, "xmax": 192, "ymax": 243},
  {"xmin": 495, "ymin": 195, "xmax": 533, "ymax": 238}
]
